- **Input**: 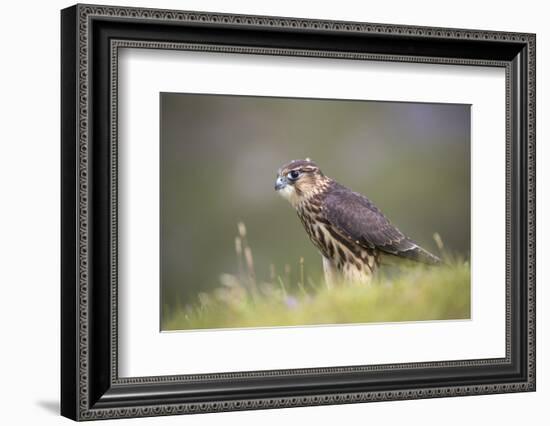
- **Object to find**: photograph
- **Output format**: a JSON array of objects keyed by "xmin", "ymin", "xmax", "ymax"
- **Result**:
[{"xmin": 160, "ymin": 93, "xmax": 471, "ymax": 331}]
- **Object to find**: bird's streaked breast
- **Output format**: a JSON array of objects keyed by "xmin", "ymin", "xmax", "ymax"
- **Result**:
[{"xmin": 297, "ymin": 196, "xmax": 379, "ymax": 283}]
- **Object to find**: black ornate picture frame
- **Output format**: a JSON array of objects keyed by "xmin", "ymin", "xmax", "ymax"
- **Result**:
[{"xmin": 61, "ymin": 4, "xmax": 536, "ymax": 421}]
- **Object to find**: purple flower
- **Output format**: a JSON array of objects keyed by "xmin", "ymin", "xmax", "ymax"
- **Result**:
[{"xmin": 285, "ymin": 296, "xmax": 299, "ymax": 310}]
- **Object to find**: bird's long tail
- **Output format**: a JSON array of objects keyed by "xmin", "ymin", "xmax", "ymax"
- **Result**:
[{"xmin": 400, "ymin": 244, "xmax": 442, "ymax": 265}]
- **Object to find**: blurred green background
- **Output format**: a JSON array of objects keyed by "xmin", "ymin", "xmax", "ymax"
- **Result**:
[{"xmin": 160, "ymin": 93, "xmax": 470, "ymax": 321}]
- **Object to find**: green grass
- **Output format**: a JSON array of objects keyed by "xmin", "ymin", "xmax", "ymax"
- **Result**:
[{"xmin": 162, "ymin": 224, "xmax": 470, "ymax": 331}]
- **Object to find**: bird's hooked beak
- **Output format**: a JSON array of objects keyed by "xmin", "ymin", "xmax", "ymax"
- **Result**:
[{"xmin": 274, "ymin": 176, "xmax": 287, "ymax": 191}]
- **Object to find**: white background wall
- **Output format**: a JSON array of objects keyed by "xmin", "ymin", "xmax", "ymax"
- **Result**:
[{"xmin": 0, "ymin": 0, "xmax": 546, "ymax": 424}]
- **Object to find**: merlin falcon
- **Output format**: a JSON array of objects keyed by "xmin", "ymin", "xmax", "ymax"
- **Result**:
[{"xmin": 275, "ymin": 159, "xmax": 441, "ymax": 285}]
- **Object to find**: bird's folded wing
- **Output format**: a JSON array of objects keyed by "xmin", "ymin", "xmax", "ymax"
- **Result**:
[{"xmin": 323, "ymin": 189, "xmax": 418, "ymax": 256}]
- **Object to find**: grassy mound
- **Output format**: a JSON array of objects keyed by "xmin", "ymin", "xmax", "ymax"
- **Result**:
[{"xmin": 162, "ymin": 224, "xmax": 470, "ymax": 331}]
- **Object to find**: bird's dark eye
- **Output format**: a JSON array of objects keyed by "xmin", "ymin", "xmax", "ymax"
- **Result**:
[{"xmin": 288, "ymin": 170, "xmax": 301, "ymax": 180}]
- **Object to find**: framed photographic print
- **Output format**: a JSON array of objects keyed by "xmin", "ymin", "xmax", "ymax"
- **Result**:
[{"xmin": 61, "ymin": 4, "xmax": 536, "ymax": 421}]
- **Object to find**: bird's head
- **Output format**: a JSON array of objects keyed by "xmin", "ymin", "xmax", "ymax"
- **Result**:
[{"xmin": 275, "ymin": 159, "xmax": 328, "ymax": 207}]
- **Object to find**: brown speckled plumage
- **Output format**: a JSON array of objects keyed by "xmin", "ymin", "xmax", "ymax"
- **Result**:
[{"xmin": 275, "ymin": 159, "xmax": 440, "ymax": 285}]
